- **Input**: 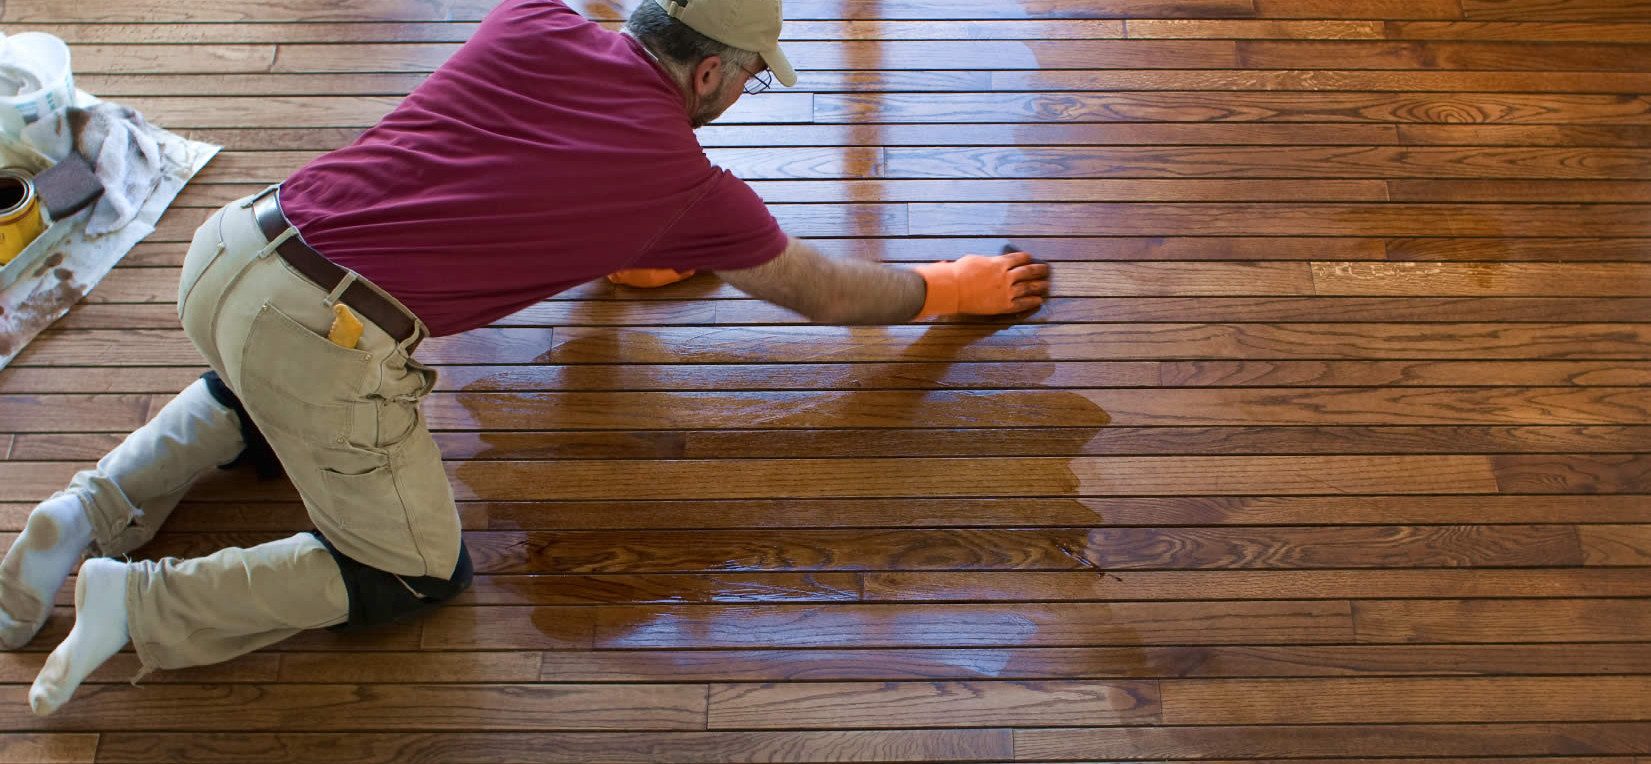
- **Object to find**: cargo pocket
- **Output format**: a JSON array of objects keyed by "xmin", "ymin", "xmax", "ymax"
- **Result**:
[
  {"xmin": 318, "ymin": 457, "xmax": 419, "ymax": 557},
  {"xmin": 238, "ymin": 302, "xmax": 375, "ymax": 448}
]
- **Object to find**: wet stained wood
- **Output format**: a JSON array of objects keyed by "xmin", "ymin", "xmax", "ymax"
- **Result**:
[
  {"xmin": 1353, "ymin": 599, "xmax": 1651, "ymax": 643},
  {"xmin": 577, "ymin": 601, "xmax": 1359, "ymax": 648},
  {"xmin": 90, "ymin": 730, "xmax": 1012, "ymax": 764},
  {"xmin": 1158, "ymin": 677, "xmax": 1651, "ymax": 724},
  {"xmin": 1016, "ymin": 723, "xmax": 1651, "ymax": 758},
  {"xmin": 537, "ymin": 643, "xmax": 1651, "ymax": 681},
  {"xmin": 3, "ymin": 0, "xmax": 1647, "ymax": 757},
  {"xmin": 0, "ymin": 684, "xmax": 708, "ymax": 731},
  {"xmin": 445, "ymin": 525, "xmax": 1588, "ymax": 573},
  {"xmin": 20, "ymin": 324, "xmax": 1651, "ymax": 367},
  {"xmin": 703, "ymin": 680, "xmax": 1160, "ymax": 728}
]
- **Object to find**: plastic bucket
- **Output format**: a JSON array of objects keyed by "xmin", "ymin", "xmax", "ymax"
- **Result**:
[{"xmin": 0, "ymin": 33, "xmax": 75, "ymax": 139}]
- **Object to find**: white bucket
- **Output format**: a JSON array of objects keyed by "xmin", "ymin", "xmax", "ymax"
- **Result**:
[{"xmin": 0, "ymin": 33, "xmax": 75, "ymax": 139}]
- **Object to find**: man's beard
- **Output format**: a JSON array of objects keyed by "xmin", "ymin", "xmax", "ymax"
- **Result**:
[
  {"xmin": 690, "ymin": 105, "xmax": 726, "ymax": 129},
  {"xmin": 688, "ymin": 75, "xmax": 735, "ymax": 128}
]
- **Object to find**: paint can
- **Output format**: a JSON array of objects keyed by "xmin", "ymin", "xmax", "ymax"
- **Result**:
[{"xmin": 0, "ymin": 168, "xmax": 45, "ymax": 265}]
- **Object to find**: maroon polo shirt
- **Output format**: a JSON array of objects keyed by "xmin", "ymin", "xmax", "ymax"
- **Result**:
[{"xmin": 279, "ymin": 0, "xmax": 788, "ymax": 337}]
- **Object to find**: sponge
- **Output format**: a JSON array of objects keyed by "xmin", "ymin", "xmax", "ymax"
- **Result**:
[{"xmin": 33, "ymin": 152, "xmax": 103, "ymax": 222}]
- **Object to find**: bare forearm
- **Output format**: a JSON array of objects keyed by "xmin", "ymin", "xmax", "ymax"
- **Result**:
[{"xmin": 716, "ymin": 237, "xmax": 925, "ymax": 324}]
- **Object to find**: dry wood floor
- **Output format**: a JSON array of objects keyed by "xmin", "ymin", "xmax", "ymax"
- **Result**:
[{"xmin": 1, "ymin": 0, "xmax": 1650, "ymax": 761}]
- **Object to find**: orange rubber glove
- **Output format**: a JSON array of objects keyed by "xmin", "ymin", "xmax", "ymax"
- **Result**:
[
  {"xmin": 607, "ymin": 268, "xmax": 696, "ymax": 288},
  {"xmin": 912, "ymin": 251, "xmax": 1049, "ymax": 319}
]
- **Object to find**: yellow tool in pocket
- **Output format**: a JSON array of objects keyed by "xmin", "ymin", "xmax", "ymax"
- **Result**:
[{"xmin": 327, "ymin": 303, "xmax": 364, "ymax": 349}]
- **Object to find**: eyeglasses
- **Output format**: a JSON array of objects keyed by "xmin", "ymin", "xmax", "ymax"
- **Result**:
[{"xmin": 741, "ymin": 66, "xmax": 774, "ymax": 95}]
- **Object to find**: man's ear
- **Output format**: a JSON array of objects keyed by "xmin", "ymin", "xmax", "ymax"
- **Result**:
[{"xmin": 690, "ymin": 55, "xmax": 724, "ymax": 97}]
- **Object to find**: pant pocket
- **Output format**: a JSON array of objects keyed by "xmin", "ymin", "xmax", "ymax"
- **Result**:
[
  {"xmin": 238, "ymin": 301, "xmax": 376, "ymax": 447},
  {"xmin": 319, "ymin": 459, "xmax": 418, "ymax": 549}
]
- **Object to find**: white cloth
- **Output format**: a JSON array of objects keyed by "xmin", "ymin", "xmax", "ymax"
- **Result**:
[{"xmin": 23, "ymin": 104, "xmax": 164, "ymax": 235}]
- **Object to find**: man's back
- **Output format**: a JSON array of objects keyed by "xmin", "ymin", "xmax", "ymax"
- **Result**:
[{"xmin": 279, "ymin": 0, "xmax": 785, "ymax": 336}]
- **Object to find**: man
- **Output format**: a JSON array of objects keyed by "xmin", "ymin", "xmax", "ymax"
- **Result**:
[{"xmin": 0, "ymin": 0, "xmax": 1049, "ymax": 715}]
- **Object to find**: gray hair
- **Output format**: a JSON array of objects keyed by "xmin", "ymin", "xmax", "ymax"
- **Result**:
[{"xmin": 624, "ymin": 0, "xmax": 760, "ymax": 76}]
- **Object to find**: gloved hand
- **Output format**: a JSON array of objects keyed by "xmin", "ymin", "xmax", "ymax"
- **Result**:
[
  {"xmin": 913, "ymin": 250, "xmax": 1050, "ymax": 318},
  {"xmin": 606, "ymin": 268, "xmax": 696, "ymax": 288}
]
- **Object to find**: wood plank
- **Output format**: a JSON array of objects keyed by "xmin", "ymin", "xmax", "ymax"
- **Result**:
[
  {"xmin": 1493, "ymin": 454, "xmax": 1651, "ymax": 493},
  {"xmin": 885, "ymin": 148, "xmax": 1651, "ymax": 181},
  {"xmin": 1238, "ymin": 40, "xmax": 1651, "ymax": 71},
  {"xmin": 0, "ymin": 735, "xmax": 97, "ymax": 764},
  {"xmin": 242, "ymin": 360, "xmax": 1651, "ymax": 391},
  {"xmin": 89, "ymin": 69, "xmax": 1651, "ymax": 98},
  {"xmin": 1389, "ymin": 21, "xmax": 1651, "ymax": 42},
  {"xmin": 1310, "ymin": 263, "xmax": 1651, "ymax": 296},
  {"xmin": 178, "ymin": 123, "xmax": 1405, "ymax": 151},
  {"xmin": 532, "ymin": 324, "xmax": 1651, "ymax": 364},
  {"xmin": 585, "ymin": 601, "xmax": 1356, "ymax": 649},
  {"xmin": 1128, "ymin": 19, "xmax": 1385, "ymax": 38},
  {"xmin": 996, "ymin": 69, "xmax": 1651, "ymax": 93},
  {"xmin": 151, "ymin": 38, "xmax": 1650, "ymax": 82},
  {"xmin": 1355, "ymin": 599, "xmax": 1651, "ymax": 643},
  {"xmin": 704, "ymin": 680, "xmax": 1160, "ymax": 728},
  {"xmin": 19, "ymin": 324, "xmax": 1651, "ymax": 368},
  {"xmin": 1399, "ymin": 125, "xmax": 1651, "ymax": 147},
  {"xmin": 815, "ymin": 92, "xmax": 1651, "ymax": 124},
  {"xmin": 428, "ymin": 526, "xmax": 1588, "ymax": 573},
  {"xmin": 1018, "ymin": 723, "xmax": 1651, "ymax": 759},
  {"xmin": 0, "ymin": 684, "xmax": 706, "ymax": 732},
  {"xmin": 420, "ymin": 426, "xmax": 1651, "ymax": 461},
  {"xmin": 1579, "ymin": 525, "xmax": 1651, "ymax": 566},
  {"xmin": 471, "ymin": 568, "xmax": 1651, "ymax": 607},
  {"xmin": 273, "ymin": 652, "xmax": 543, "ymax": 683},
  {"xmin": 92, "ymin": 730, "xmax": 1011, "ymax": 764},
  {"xmin": 344, "ymin": 495, "xmax": 1651, "ymax": 528},
  {"xmin": 538, "ymin": 643, "xmax": 1651, "ymax": 681},
  {"xmin": 8, "ymin": 494, "xmax": 1639, "ymax": 534},
  {"xmin": 154, "ymin": 40, "xmax": 1248, "ymax": 73},
  {"xmin": 861, "ymin": 568, "xmax": 1651, "ymax": 602},
  {"xmin": 1384, "ymin": 238, "xmax": 1651, "ymax": 261},
  {"xmin": 908, "ymin": 203, "xmax": 1651, "ymax": 237},
  {"xmin": 206, "ymin": 148, "xmax": 1651, "ymax": 186},
  {"xmin": 413, "ymin": 387, "xmax": 1651, "ymax": 430},
  {"xmin": 1461, "ymin": 0, "xmax": 1651, "ymax": 22},
  {"xmin": 1254, "ymin": 0, "xmax": 1466, "ymax": 18},
  {"xmin": 1160, "ymin": 677, "xmax": 1651, "ymax": 724},
  {"xmin": 1388, "ymin": 180, "xmax": 1651, "ymax": 202},
  {"xmin": 405, "ymin": 456, "xmax": 1497, "ymax": 501}
]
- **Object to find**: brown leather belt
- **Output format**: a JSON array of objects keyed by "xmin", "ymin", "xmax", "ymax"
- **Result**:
[{"xmin": 251, "ymin": 191, "xmax": 416, "ymax": 343}]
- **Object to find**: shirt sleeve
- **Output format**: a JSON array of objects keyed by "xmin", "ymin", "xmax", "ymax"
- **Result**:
[{"xmin": 631, "ymin": 168, "xmax": 789, "ymax": 272}]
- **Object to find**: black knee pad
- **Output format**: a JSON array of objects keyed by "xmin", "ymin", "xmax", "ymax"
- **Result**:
[
  {"xmin": 308, "ymin": 531, "xmax": 473, "ymax": 631},
  {"xmin": 200, "ymin": 371, "xmax": 282, "ymax": 479}
]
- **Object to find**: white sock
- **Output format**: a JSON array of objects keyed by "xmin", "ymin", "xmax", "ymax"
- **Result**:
[
  {"xmin": 29, "ymin": 558, "xmax": 130, "ymax": 717},
  {"xmin": 0, "ymin": 493, "xmax": 94, "ymax": 649}
]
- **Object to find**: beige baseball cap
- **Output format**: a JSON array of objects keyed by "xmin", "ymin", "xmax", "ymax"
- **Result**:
[{"xmin": 654, "ymin": 0, "xmax": 797, "ymax": 87}]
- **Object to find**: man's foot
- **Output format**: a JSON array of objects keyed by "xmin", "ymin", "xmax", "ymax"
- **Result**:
[
  {"xmin": 29, "ymin": 558, "xmax": 130, "ymax": 716},
  {"xmin": 0, "ymin": 493, "xmax": 94, "ymax": 649}
]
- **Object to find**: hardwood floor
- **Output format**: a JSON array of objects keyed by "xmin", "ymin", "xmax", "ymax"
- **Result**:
[{"xmin": 1, "ymin": 0, "xmax": 1649, "ymax": 761}]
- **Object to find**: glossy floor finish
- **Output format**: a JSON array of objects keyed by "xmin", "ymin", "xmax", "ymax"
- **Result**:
[{"xmin": 2, "ymin": 0, "xmax": 1651, "ymax": 761}]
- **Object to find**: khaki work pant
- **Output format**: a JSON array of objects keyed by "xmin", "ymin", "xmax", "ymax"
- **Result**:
[{"xmin": 75, "ymin": 186, "xmax": 460, "ymax": 672}]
